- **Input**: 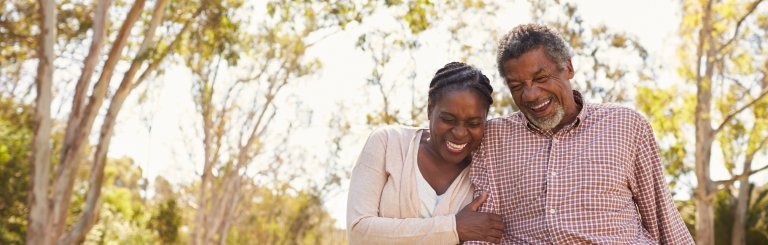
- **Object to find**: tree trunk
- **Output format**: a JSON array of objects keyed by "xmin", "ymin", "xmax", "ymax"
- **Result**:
[
  {"xmin": 694, "ymin": 0, "xmax": 716, "ymax": 244},
  {"xmin": 694, "ymin": 104, "xmax": 715, "ymax": 245},
  {"xmin": 731, "ymin": 172, "xmax": 750, "ymax": 245},
  {"xmin": 58, "ymin": 2, "xmax": 168, "ymax": 242},
  {"xmin": 732, "ymin": 76, "xmax": 768, "ymax": 245},
  {"xmin": 47, "ymin": 1, "xmax": 111, "ymax": 243},
  {"xmin": 49, "ymin": 0, "xmax": 145, "ymax": 243},
  {"xmin": 193, "ymin": 81, "xmax": 217, "ymax": 245},
  {"xmin": 26, "ymin": 0, "xmax": 55, "ymax": 244}
]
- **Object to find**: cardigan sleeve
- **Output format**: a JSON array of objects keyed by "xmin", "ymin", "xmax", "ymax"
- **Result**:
[{"xmin": 347, "ymin": 127, "xmax": 460, "ymax": 244}]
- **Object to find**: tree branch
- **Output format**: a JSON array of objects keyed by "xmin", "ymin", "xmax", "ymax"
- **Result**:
[
  {"xmin": 716, "ymin": 0, "xmax": 765, "ymax": 54},
  {"xmin": 133, "ymin": 6, "xmax": 205, "ymax": 91},
  {"xmin": 715, "ymin": 163, "xmax": 768, "ymax": 187},
  {"xmin": 714, "ymin": 86, "xmax": 768, "ymax": 134},
  {"xmin": 54, "ymin": 0, "xmax": 148, "ymax": 244},
  {"xmin": 60, "ymin": 0, "xmax": 112, "ymax": 158}
]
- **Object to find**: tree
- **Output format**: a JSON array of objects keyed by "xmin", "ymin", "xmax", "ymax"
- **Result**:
[
  {"xmin": 358, "ymin": 1, "xmax": 501, "ymax": 127},
  {"xmin": 641, "ymin": 0, "xmax": 768, "ymax": 244},
  {"xmin": 711, "ymin": 184, "xmax": 768, "ymax": 244},
  {"xmin": 27, "ymin": 1, "xmax": 55, "ymax": 244},
  {"xmin": 19, "ymin": 0, "xmax": 207, "ymax": 243},
  {"xmin": 180, "ymin": 1, "xmax": 372, "ymax": 243},
  {"xmin": 358, "ymin": 0, "xmax": 652, "ymax": 129},
  {"xmin": 675, "ymin": 0, "xmax": 768, "ymax": 244},
  {"xmin": 529, "ymin": 0, "xmax": 651, "ymax": 104}
]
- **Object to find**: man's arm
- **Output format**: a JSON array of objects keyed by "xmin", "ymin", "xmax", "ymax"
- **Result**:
[
  {"xmin": 464, "ymin": 141, "xmax": 500, "ymax": 245},
  {"xmin": 631, "ymin": 118, "xmax": 694, "ymax": 244}
]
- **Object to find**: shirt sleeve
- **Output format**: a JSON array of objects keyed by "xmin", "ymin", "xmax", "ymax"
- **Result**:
[
  {"xmin": 346, "ymin": 128, "xmax": 460, "ymax": 245},
  {"xmin": 463, "ymin": 140, "xmax": 497, "ymax": 245},
  {"xmin": 631, "ymin": 119, "xmax": 694, "ymax": 244}
]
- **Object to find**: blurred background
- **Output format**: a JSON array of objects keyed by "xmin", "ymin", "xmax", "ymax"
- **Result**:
[{"xmin": 1, "ymin": 0, "xmax": 768, "ymax": 244}]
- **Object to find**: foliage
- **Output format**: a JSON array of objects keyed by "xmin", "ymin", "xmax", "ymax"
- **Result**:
[
  {"xmin": 3, "ymin": 0, "xmax": 767, "ymax": 243},
  {"xmin": 636, "ymin": 85, "xmax": 696, "ymax": 195},
  {"xmin": 672, "ymin": 0, "xmax": 767, "ymax": 243},
  {"xmin": 676, "ymin": 183, "xmax": 768, "ymax": 244},
  {"xmin": 0, "ymin": 101, "xmax": 160, "ymax": 244},
  {"xmin": 0, "ymin": 98, "xmax": 32, "ymax": 244},
  {"xmin": 179, "ymin": 0, "xmax": 379, "ymax": 243},
  {"xmin": 0, "ymin": 0, "xmax": 95, "ymax": 99},
  {"xmin": 358, "ymin": 0, "xmax": 501, "ymax": 127},
  {"xmin": 225, "ymin": 180, "xmax": 344, "ymax": 245},
  {"xmin": 712, "ymin": 185, "xmax": 768, "ymax": 244},
  {"xmin": 529, "ymin": 0, "xmax": 651, "ymax": 104},
  {"xmin": 78, "ymin": 157, "xmax": 157, "ymax": 244},
  {"xmin": 149, "ymin": 199, "xmax": 182, "ymax": 245}
]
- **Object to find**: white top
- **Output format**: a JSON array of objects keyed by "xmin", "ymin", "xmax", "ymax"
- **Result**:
[
  {"xmin": 414, "ymin": 131, "xmax": 470, "ymax": 218},
  {"xmin": 347, "ymin": 126, "xmax": 474, "ymax": 245}
]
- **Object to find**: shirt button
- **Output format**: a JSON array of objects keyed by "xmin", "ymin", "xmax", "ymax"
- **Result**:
[
  {"xmin": 551, "ymin": 171, "xmax": 557, "ymax": 177},
  {"xmin": 549, "ymin": 209, "xmax": 556, "ymax": 214}
]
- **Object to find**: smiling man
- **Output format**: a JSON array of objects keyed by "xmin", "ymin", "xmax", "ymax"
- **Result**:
[{"xmin": 466, "ymin": 24, "xmax": 694, "ymax": 244}]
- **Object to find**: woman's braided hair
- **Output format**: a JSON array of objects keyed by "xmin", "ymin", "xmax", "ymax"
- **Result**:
[{"xmin": 428, "ymin": 62, "xmax": 494, "ymax": 111}]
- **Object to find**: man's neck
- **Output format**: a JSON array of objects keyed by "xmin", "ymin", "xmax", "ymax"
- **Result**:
[{"xmin": 550, "ymin": 91, "xmax": 584, "ymax": 133}]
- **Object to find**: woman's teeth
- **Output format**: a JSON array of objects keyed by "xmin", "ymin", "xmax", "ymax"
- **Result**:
[{"xmin": 446, "ymin": 141, "xmax": 467, "ymax": 152}]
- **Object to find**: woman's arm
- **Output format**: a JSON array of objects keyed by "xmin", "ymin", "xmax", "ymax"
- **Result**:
[
  {"xmin": 346, "ymin": 128, "xmax": 460, "ymax": 244},
  {"xmin": 347, "ymin": 128, "xmax": 503, "ymax": 244}
]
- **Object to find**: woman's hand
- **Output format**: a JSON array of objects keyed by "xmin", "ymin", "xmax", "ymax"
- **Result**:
[{"xmin": 455, "ymin": 191, "xmax": 504, "ymax": 243}]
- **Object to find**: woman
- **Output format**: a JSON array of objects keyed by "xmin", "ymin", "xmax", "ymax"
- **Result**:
[{"xmin": 347, "ymin": 62, "xmax": 504, "ymax": 244}]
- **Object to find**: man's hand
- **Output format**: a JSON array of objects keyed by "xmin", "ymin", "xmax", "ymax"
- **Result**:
[{"xmin": 456, "ymin": 191, "xmax": 504, "ymax": 243}]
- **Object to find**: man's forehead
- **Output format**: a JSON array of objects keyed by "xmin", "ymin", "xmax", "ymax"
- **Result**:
[{"xmin": 504, "ymin": 65, "xmax": 547, "ymax": 81}]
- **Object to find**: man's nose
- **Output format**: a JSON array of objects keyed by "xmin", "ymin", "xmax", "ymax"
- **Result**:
[{"xmin": 521, "ymin": 85, "xmax": 543, "ymax": 102}]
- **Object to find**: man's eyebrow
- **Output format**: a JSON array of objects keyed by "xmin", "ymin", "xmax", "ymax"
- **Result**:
[{"xmin": 508, "ymin": 67, "xmax": 546, "ymax": 83}]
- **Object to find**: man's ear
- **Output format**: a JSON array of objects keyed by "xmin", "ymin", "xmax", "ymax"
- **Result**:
[{"xmin": 566, "ymin": 59, "xmax": 574, "ymax": 79}]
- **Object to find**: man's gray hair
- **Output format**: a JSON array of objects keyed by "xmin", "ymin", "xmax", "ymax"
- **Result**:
[{"xmin": 496, "ymin": 23, "xmax": 572, "ymax": 78}]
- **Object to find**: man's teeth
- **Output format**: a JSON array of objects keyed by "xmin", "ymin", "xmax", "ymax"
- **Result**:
[
  {"xmin": 447, "ymin": 141, "xmax": 467, "ymax": 151},
  {"xmin": 531, "ymin": 99, "xmax": 550, "ymax": 110}
]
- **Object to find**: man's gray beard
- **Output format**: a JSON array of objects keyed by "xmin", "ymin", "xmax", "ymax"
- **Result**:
[{"xmin": 525, "ymin": 101, "xmax": 565, "ymax": 130}]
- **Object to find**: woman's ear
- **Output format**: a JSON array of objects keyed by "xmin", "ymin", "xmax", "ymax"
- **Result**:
[{"xmin": 427, "ymin": 100, "xmax": 434, "ymax": 119}]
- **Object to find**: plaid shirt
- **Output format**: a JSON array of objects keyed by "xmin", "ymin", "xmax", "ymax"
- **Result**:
[{"xmin": 468, "ymin": 91, "xmax": 693, "ymax": 244}]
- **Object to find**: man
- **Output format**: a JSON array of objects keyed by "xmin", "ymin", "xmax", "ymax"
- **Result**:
[{"xmin": 468, "ymin": 24, "xmax": 694, "ymax": 244}]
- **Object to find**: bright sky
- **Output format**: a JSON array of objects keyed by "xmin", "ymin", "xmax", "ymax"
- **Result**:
[{"xmin": 107, "ymin": 0, "xmax": 767, "ymax": 230}]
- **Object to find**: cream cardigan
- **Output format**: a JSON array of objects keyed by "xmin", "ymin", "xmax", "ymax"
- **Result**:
[{"xmin": 347, "ymin": 126, "xmax": 473, "ymax": 244}]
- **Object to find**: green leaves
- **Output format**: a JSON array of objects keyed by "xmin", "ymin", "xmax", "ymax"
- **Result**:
[
  {"xmin": 636, "ymin": 85, "xmax": 694, "ymax": 186},
  {"xmin": 403, "ymin": 0, "xmax": 434, "ymax": 34},
  {"xmin": 0, "ymin": 99, "xmax": 32, "ymax": 245},
  {"xmin": 148, "ymin": 199, "xmax": 181, "ymax": 244}
]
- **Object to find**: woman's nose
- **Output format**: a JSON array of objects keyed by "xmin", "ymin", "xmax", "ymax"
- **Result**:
[{"xmin": 452, "ymin": 125, "xmax": 468, "ymax": 138}]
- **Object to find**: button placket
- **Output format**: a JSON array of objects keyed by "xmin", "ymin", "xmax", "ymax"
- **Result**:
[{"xmin": 545, "ymin": 136, "xmax": 559, "ymax": 225}]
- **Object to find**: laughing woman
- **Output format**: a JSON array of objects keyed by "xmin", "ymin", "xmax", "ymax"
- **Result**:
[{"xmin": 347, "ymin": 62, "xmax": 504, "ymax": 244}]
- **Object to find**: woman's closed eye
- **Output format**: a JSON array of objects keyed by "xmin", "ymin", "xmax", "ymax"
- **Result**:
[
  {"xmin": 466, "ymin": 121, "xmax": 483, "ymax": 128},
  {"xmin": 440, "ymin": 116, "xmax": 456, "ymax": 124}
]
